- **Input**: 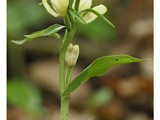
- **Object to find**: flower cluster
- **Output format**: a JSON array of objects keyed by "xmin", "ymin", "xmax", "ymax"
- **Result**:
[{"xmin": 42, "ymin": 0, "xmax": 107, "ymax": 24}]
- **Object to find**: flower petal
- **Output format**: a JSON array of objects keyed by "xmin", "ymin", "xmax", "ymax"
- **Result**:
[
  {"xmin": 93, "ymin": 4, "xmax": 107, "ymax": 15},
  {"xmin": 79, "ymin": 0, "xmax": 92, "ymax": 12},
  {"xmin": 82, "ymin": 4, "xmax": 107, "ymax": 24},
  {"xmin": 51, "ymin": 0, "xmax": 69, "ymax": 16},
  {"xmin": 42, "ymin": 0, "xmax": 58, "ymax": 17}
]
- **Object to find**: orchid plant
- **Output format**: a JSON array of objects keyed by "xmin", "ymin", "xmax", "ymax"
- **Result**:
[{"xmin": 12, "ymin": 0, "xmax": 143, "ymax": 120}]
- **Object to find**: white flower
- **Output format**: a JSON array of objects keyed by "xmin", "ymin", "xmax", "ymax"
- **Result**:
[
  {"xmin": 65, "ymin": 44, "xmax": 80, "ymax": 67},
  {"xmin": 73, "ymin": 0, "xmax": 107, "ymax": 24},
  {"xmin": 42, "ymin": 0, "xmax": 69, "ymax": 17},
  {"xmin": 42, "ymin": 0, "xmax": 108, "ymax": 24}
]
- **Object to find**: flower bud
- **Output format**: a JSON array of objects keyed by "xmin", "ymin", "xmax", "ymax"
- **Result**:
[{"xmin": 65, "ymin": 44, "xmax": 80, "ymax": 67}]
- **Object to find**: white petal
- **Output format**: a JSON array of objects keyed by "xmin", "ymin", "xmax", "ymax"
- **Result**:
[
  {"xmin": 79, "ymin": 0, "xmax": 92, "ymax": 12},
  {"xmin": 51, "ymin": 0, "xmax": 69, "ymax": 16},
  {"xmin": 42, "ymin": 0, "xmax": 58, "ymax": 17},
  {"xmin": 93, "ymin": 4, "xmax": 107, "ymax": 14},
  {"xmin": 82, "ymin": 4, "xmax": 107, "ymax": 24}
]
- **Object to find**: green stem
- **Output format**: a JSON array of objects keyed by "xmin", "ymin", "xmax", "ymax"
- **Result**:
[
  {"xmin": 59, "ymin": 28, "xmax": 76, "ymax": 94},
  {"xmin": 60, "ymin": 94, "xmax": 70, "ymax": 120},
  {"xmin": 59, "ymin": 25, "xmax": 77, "ymax": 120}
]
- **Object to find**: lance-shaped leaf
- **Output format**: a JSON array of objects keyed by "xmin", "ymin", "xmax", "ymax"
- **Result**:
[
  {"xmin": 24, "ymin": 24, "xmax": 64, "ymax": 38},
  {"xmin": 11, "ymin": 24, "xmax": 65, "ymax": 45},
  {"xmin": 64, "ymin": 55, "xmax": 144, "ymax": 94},
  {"xmin": 82, "ymin": 9, "xmax": 115, "ymax": 28}
]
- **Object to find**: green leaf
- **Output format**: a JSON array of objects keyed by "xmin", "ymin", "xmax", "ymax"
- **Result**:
[
  {"xmin": 11, "ymin": 38, "xmax": 28, "ymax": 45},
  {"xmin": 68, "ymin": 9, "xmax": 86, "ymax": 24},
  {"xmin": 82, "ymin": 9, "xmax": 115, "ymax": 28},
  {"xmin": 24, "ymin": 24, "xmax": 65, "ymax": 38},
  {"xmin": 11, "ymin": 24, "xmax": 65, "ymax": 45},
  {"xmin": 64, "ymin": 55, "xmax": 144, "ymax": 94}
]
